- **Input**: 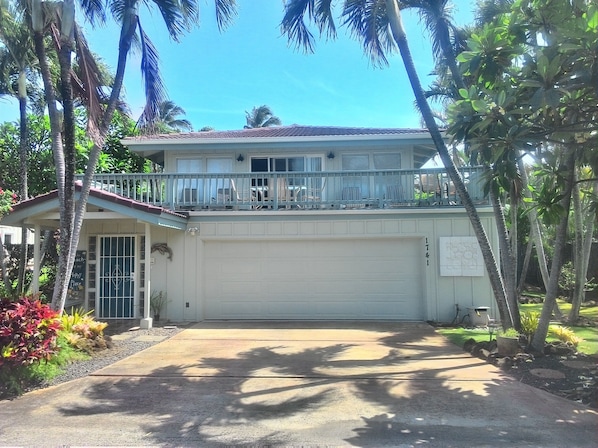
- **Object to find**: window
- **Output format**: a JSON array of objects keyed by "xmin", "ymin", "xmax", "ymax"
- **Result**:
[
  {"xmin": 373, "ymin": 153, "xmax": 401, "ymax": 169},
  {"xmin": 176, "ymin": 158, "xmax": 203, "ymax": 203},
  {"xmin": 250, "ymin": 156, "xmax": 319, "ymax": 173},
  {"xmin": 342, "ymin": 154, "xmax": 369, "ymax": 171},
  {"xmin": 250, "ymin": 156, "xmax": 322, "ymax": 187},
  {"xmin": 341, "ymin": 154, "xmax": 369, "ymax": 197}
]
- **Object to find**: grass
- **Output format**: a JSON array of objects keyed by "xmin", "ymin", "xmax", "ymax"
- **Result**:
[
  {"xmin": 437, "ymin": 298, "xmax": 598, "ymax": 355},
  {"xmin": 0, "ymin": 332, "xmax": 90, "ymax": 398}
]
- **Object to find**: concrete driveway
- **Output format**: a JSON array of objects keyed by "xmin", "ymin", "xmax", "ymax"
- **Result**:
[{"xmin": 1, "ymin": 322, "xmax": 596, "ymax": 447}]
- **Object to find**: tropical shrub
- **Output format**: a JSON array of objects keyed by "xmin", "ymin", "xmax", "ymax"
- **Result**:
[
  {"xmin": 520, "ymin": 311, "xmax": 540, "ymax": 340},
  {"xmin": 0, "ymin": 187, "xmax": 17, "ymax": 217},
  {"xmin": 60, "ymin": 307, "xmax": 109, "ymax": 353},
  {"xmin": 0, "ymin": 296, "xmax": 61, "ymax": 367},
  {"xmin": 549, "ymin": 325, "xmax": 584, "ymax": 347},
  {"xmin": 0, "ymin": 296, "xmax": 61, "ymax": 395}
]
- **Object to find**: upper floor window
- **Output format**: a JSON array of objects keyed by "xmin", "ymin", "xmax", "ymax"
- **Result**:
[{"xmin": 251, "ymin": 156, "xmax": 322, "ymax": 173}]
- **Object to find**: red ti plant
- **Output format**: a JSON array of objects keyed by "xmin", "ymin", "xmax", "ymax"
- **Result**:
[{"xmin": 0, "ymin": 296, "xmax": 62, "ymax": 368}]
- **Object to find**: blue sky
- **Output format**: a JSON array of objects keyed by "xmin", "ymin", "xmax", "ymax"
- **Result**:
[{"xmin": 0, "ymin": 1, "xmax": 476, "ymax": 131}]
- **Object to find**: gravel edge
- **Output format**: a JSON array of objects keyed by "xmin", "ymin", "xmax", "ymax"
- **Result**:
[{"xmin": 41, "ymin": 326, "xmax": 183, "ymax": 388}]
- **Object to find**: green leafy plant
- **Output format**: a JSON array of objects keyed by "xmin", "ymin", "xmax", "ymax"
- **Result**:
[
  {"xmin": 0, "ymin": 187, "xmax": 17, "ymax": 217},
  {"xmin": 549, "ymin": 325, "xmax": 584, "ymax": 347},
  {"xmin": 520, "ymin": 311, "xmax": 540, "ymax": 339},
  {"xmin": 497, "ymin": 327, "xmax": 519, "ymax": 338},
  {"xmin": 150, "ymin": 290, "xmax": 169, "ymax": 320},
  {"xmin": 60, "ymin": 307, "xmax": 108, "ymax": 354}
]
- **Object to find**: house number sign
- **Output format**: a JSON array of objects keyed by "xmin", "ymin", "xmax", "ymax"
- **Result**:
[{"xmin": 425, "ymin": 237, "xmax": 430, "ymax": 266}]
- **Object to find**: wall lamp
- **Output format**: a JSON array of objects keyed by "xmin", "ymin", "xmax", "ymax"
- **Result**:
[
  {"xmin": 236, "ymin": 154, "xmax": 245, "ymax": 162},
  {"xmin": 327, "ymin": 151, "xmax": 335, "ymax": 159},
  {"xmin": 187, "ymin": 227, "xmax": 199, "ymax": 236}
]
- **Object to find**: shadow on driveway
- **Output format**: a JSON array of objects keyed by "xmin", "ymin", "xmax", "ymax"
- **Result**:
[{"xmin": 1, "ymin": 322, "xmax": 596, "ymax": 447}]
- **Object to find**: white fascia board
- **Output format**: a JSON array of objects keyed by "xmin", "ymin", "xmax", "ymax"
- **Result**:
[{"xmin": 122, "ymin": 131, "xmax": 444, "ymax": 149}]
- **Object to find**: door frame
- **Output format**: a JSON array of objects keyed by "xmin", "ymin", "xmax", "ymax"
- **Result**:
[{"xmin": 97, "ymin": 235, "xmax": 138, "ymax": 319}]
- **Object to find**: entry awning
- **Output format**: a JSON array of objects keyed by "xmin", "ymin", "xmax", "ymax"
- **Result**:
[{"xmin": 0, "ymin": 183, "xmax": 189, "ymax": 231}]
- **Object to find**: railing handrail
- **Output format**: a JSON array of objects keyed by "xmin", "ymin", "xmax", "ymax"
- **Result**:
[{"xmin": 78, "ymin": 166, "xmax": 487, "ymax": 211}]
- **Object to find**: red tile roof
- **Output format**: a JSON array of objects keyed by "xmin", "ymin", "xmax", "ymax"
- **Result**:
[{"xmin": 124, "ymin": 125, "xmax": 432, "ymax": 141}]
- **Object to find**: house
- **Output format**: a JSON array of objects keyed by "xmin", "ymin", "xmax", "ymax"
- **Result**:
[
  {"xmin": 0, "ymin": 225, "xmax": 34, "ymax": 245},
  {"xmin": 0, "ymin": 125, "xmax": 498, "ymax": 327}
]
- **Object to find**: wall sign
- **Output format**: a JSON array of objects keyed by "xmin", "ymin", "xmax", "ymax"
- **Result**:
[
  {"xmin": 439, "ymin": 237, "xmax": 484, "ymax": 276},
  {"xmin": 66, "ymin": 250, "xmax": 86, "ymax": 307}
]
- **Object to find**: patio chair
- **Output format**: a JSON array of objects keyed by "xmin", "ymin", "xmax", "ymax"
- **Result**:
[
  {"xmin": 385, "ymin": 184, "xmax": 406, "ymax": 208},
  {"xmin": 297, "ymin": 178, "xmax": 326, "ymax": 208},
  {"xmin": 341, "ymin": 186, "xmax": 363, "ymax": 208},
  {"xmin": 214, "ymin": 179, "xmax": 241, "ymax": 209},
  {"xmin": 263, "ymin": 177, "xmax": 294, "ymax": 208}
]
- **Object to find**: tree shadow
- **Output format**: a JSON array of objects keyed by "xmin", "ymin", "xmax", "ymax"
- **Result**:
[{"xmin": 53, "ymin": 323, "xmax": 596, "ymax": 447}]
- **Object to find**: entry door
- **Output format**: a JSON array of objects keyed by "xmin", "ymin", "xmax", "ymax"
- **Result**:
[{"xmin": 99, "ymin": 236, "xmax": 136, "ymax": 318}]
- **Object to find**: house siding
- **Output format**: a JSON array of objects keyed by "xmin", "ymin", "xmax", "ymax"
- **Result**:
[{"xmin": 132, "ymin": 208, "xmax": 497, "ymax": 323}]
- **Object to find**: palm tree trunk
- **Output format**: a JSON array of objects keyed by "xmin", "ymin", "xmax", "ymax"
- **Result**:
[
  {"xmin": 530, "ymin": 145, "xmax": 576, "ymax": 353},
  {"xmin": 519, "ymin": 158, "xmax": 562, "ymax": 318},
  {"xmin": 518, "ymin": 237, "xmax": 533, "ymax": 294},
  {"xmin": 569, "ymin": 178, "xmax": 595, "ymax": 322},
  {"xmin": 32, "ymin": 25, "xmax": 69, "ymax": 311},
  {"xmin": 61, "ymin": 8, "xmax": 139, "ymax": 314},
  {"xmin": 385, "ymin": 0, "xmax": 513, "ymax": 328},
  {"xmin": 52, "ymin": 16, "xmax": 78, "ymax": 313},
  {"xmin": 490, "ymin": 187, "xmax": 520, "ymax": 329}
]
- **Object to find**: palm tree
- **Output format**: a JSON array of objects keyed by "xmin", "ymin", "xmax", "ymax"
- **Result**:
[
  {"xmin": 138, "ymin": 99, "xmax": 193, "ymax": 133},
  {"xmin": 244, "ymin": 105, "xmax": 282, "ymax": 128},
  {"xmin": 20, "ymin": 0, "xmax": 238, "ymax": 312},
  {"xmin": 280, "ymin": 0, "xmax": 514, "ymax": 327},
  {"xmin": 43, "ymin": 0, "xmax": 239, "ymax": 314},
  {"xmin": 0, "ymin": 0, "xmax": 39, "ymax": 296}
]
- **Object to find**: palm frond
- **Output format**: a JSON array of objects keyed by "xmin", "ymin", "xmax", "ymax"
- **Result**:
[
  {"xmin": 137, "ymin": 23, "xmax": 167, "ymax": 130},
  {"xmin": 108, "ymin": 0, "xmax": 125, "ymax": 23},
  {"xmin": 281, "ymin": 0, "xmax": 318, "ymax": 53},
  {"xmin": 342, "ymin": 0, "xmax": 395, "ymax": 67},
  {"xmin": 281, "ymin": 0, "xmax": 337, "ymax": 51},
  {"xmin": 214, "ymin": 0, "xmax": 237, "ymax": 31},
  {"xmin": 244, "ymin": 105, "xmax": 281, "ymax": 128},
  {"xmin": 72, "ymin": 22, "xmax": 104, "ymax": 142},
  {"xmin": 152, "ymin": 0, "xmax": 187, "ymax": 42},
  {"xmin": 78, "ymin": 0, "xmax": 106, "ymax": 25}
]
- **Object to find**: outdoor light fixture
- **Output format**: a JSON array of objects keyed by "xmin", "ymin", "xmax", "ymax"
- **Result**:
[
  {"xmin": 236, "ymin": 154, "xmax": 245, "ymax": 162},
  {"xmin": 187, "ymin": 227, "xmax": 199, "ymax": 236},
  {"xmin": 327, "ymin": 151, "xmax": 335, "ymax": 159}
]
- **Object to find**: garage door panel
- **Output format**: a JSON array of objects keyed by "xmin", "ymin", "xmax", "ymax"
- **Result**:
[{"xmin": 204, "ymin": 239, "xmax": 423, "ymax": 320}]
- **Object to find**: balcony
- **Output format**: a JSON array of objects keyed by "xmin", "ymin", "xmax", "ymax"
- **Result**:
[{"xmin": 80, "ymin": 167, "xmax": 488, "ymax": 211}]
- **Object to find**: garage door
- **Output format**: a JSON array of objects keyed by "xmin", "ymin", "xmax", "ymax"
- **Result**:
[{"xmin": 203, "ymin": 238, "xmax": 424, "ymax": 320}]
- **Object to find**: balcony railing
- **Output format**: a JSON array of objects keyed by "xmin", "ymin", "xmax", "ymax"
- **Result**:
[{"xmin": 79, "ymin": 167, "xmax": 488, "ymax": 211}]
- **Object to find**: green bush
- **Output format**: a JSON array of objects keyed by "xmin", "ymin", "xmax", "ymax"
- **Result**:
[
  {"xmin": 549, "ymin": 325, "xmax": 584, "ymax": 347},
  {"xmin": 520, "ymin": 311, "xmax": 540, "ymax": 339},
  {"xmin": 60, "ymin": 307, "xmax": 108, "ymax": 354}
]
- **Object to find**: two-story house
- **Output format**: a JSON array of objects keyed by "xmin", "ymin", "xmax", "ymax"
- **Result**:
[{"xmin": 1, "ymin": 125, "xmax": 498, "ymax": 327}]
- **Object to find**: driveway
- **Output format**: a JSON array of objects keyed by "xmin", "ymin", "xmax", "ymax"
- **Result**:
[{"xmin": 1, "ymin": 322, "xmax": 596, "ymax": 447}]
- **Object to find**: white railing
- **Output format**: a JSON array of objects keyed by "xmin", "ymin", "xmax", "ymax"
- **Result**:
[{"xmin": 79, "ymin": 167, "xmax": 488, "ymax": 211}]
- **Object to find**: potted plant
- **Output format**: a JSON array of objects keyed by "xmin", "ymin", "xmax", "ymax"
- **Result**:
[
  {"xmin": 150, "ymin": 290, "xmax": 168, "ymax": 322},
  {"xmin": 496, "ymin": 327, "xmax": 520, "ymax": 356}
]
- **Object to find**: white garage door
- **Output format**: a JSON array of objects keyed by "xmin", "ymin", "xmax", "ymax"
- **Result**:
[{"xmin": 203, "ymin": 238, "xmax": 424, "ymax": 320}]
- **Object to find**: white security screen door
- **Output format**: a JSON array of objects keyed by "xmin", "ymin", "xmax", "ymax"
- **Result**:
[{"xmin": 99, "ymin": 236, "xmax": 136, "ymax": 318}]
